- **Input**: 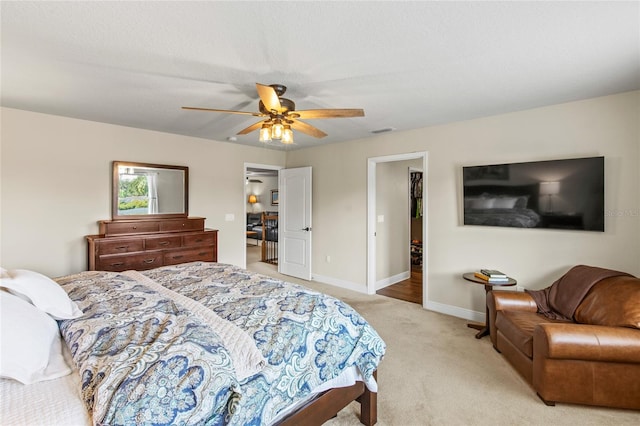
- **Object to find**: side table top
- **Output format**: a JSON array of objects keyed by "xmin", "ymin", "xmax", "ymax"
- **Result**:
[{"xmin": 463, "ymin": 272, "xmax": 517, "ymax": 287}]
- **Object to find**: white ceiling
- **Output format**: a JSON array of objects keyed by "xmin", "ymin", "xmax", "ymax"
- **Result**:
[{"xmin": 2, "ymin": 1, "xmax": 638, "ymax": 150}]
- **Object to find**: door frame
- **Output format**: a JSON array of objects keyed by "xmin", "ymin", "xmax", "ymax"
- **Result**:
[
  {"xmin": 243, "ymin": 162, "xmax": 283, "ymax": 269},
  {"xmin": 367, "ymin": 152, "xmax": 428, "ymax": 308}
]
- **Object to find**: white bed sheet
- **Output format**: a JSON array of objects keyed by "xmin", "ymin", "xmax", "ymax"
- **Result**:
[{"xmin": 0, "ymin": 345, "xmax": 90, "ymax": 425}]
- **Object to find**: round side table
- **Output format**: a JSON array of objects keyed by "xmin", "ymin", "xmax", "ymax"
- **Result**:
[{"xmin": 463, "ymin": 272, "xmax": 517, "ymax": 339}]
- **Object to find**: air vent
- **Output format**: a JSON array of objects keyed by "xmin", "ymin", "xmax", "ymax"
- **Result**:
[{"xmin": 371, "ymin": 127, "xmax": 396, "ymax": 134}]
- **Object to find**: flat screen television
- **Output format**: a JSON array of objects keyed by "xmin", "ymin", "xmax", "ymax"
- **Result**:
[{"xmin": 462, "ymin": 156, "xmax": 604, "ymax": 231}]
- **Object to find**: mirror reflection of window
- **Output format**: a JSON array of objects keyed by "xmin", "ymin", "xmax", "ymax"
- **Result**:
[
  {"xmin": 113, "ymin": 162, "xmax": 188, "ymax": 219},
  {"xmin": 118, "ymin": 171, "xmax": 151, "ymax": 215},
  {"xmin": 147, "ymin": 174, "xmax": 158, "ymax": 214}
]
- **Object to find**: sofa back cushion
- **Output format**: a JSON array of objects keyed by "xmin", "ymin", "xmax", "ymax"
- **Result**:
[
  {"xmin": 247, "ymin": 213, "xmax": 262, "ymax": 225},
  {"xmin": 574, "ymin": 275, "xmax": 640, "ymax": 329}
]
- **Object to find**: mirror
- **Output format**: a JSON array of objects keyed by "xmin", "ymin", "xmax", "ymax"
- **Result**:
[{"xmin": 112, "ymin": 161, "xmax": 188, "ymax": 220}]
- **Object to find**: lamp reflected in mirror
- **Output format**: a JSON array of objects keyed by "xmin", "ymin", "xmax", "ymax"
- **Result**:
[{"xmin": 539, "ymin": 181, "xmax": 560, "ymax": 213}]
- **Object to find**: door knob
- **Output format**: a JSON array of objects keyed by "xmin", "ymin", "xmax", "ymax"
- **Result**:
[{"xmin": 302, "ymin": 227, "xmax": 312, "ymax": 231}]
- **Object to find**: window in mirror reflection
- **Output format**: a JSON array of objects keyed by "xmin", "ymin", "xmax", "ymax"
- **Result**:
[{"xmin": 117, "ymin": 166, "xmax": 185, "ymax": 216}]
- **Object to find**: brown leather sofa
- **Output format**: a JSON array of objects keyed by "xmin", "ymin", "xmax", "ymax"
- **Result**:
[{"xmin": 487, "ymin": 265, "xmax": 640, "ymax": 410}]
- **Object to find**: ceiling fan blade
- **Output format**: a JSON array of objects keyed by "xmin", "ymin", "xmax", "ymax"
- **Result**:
[
  {"xmin": 237, "ymin": 120, "xmax": 267, "ymax": 135},
  {"xmin": 256, "ymin": 83, "xmax": 282, "ymax": 113},
  {"xmin": 289, "ymin": 120, "xmax": 328, "ymax": 138},
  {"xmin": 292, "ymin": 109, "xmax": 365, "ymax": 119},
  {"xmin": 182, "ymin": 106, "xmax": 264, "ymax": 116}
]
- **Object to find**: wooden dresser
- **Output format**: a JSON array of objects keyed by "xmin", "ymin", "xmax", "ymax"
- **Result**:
[{"xmin": 87, "ymin": 217, "xmax": 217, "ymax": 272}]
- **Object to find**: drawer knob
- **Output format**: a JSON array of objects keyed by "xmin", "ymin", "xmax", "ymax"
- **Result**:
[
  {"xmin": 110, "ymin": 262, "xmax": 124, "ymax": 267},
  {"xmin": 173, "ymin": 255, "xmax": 184, "ymax": 260},
  {"xmin": 116, "ymin": 245, "xmax": 128, "ymax": 250},
  {"xmin": 159, "ymin": 241, "xmax": 170, "ymax": 246},
  {"xmin": 143, "ymin": 259, "xmax": 156, "ymax": 264}
]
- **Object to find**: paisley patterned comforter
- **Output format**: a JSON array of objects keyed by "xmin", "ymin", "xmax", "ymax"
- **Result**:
[{"xmin": 57, "ymin": 262, "xmax": 385, "ymax": 425}]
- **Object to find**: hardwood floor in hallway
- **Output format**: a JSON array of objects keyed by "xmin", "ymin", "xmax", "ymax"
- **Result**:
[{"xmin": 376, "ymin": 269, "xmax": 422, "ymax": 304}]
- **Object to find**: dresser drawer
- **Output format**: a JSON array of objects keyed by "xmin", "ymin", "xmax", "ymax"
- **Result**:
[
  {"xmin": 97, "ymin": 252, "xmax": 163, "ymax": 272},
  {"xmin": 96, "ymin": 239, "xmax": 144, "ymax": 255},
  {"xmin": 163, "ymin": 247, "xmax": 215, "ymax": 266},
  {"xmin": 102, "ymin": 221, "xmax": 160, "ymax": 236},
  {"xmin": 160, "ymin": 218, "xmax": 205, "ymax": 232},
  {"xmin": 183, "ymin": 231, "xmax": 216, "ymax": 247},
  {"xmin": 144, "ymin": 235, "xmax": 182, "ymax": 250}
]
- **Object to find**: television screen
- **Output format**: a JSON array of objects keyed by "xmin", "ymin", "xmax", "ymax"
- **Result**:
[{"xmin": 462, "ymin": 157, "xmax": 604, "ymax": 231}]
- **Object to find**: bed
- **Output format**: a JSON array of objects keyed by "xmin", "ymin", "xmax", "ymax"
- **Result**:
[
  {"xmin": 0, "ymin": 262, "xmax": 385, "ymax": 425},
  {"xmin": 463, "ymin": 183, "xmax": 541, "ymax": 228}
]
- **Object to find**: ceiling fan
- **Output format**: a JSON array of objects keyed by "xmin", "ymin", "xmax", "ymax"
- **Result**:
[{"xmin": 182, "ymin": 83, "xmax": 364, "ymax": 144}]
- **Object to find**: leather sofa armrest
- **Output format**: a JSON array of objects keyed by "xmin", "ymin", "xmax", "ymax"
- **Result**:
[
  {"xmin": 487, "ymin": 290, "xmax": 537, "ymax": 347},
  {"xmin": 534, "ymin": 323, "xmax": 640, "ymax": 363},
  {"xmin": 490, "ymin": 290, "xmax": 537, "ymax": 312}
]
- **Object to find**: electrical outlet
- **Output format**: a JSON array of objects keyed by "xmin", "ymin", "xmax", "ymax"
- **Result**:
[{"xmin": 326, "ymin": 255, "xmax": 331, "ymax": 263}]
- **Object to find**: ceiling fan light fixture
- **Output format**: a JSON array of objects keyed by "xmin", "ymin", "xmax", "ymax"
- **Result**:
[
  {"xmin": 281, "ymin": 125, "xmax": 294, "ymax": 144},
  {"xmin": 271, "ymin": 118, "xmax": 284, "ymax": 140},
  {"xmin": 184, "ymin": 82, "xmax": 365, "ymax": 146},
  {"xmin": 271, "ymin": 119, "xmax": 284, "ymax": 140},
  {"xmin": 259, "ymin": 124, "xmax": 272, "ymax": 142}
]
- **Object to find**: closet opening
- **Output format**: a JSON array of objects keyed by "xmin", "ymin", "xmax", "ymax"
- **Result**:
[{"xmin": 374, "ymin": 163, "xmax": 424, "ymax": 305}]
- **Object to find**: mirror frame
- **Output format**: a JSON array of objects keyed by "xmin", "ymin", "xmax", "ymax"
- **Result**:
[{"xmin": 112, "ymin": 161, "xmax": 189, "ymax": 220}]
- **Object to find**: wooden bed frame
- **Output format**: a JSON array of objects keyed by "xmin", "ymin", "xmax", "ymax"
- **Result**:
[{"xmin": 277, "ymin": 371, "xmax": 377, "ymax": 426}]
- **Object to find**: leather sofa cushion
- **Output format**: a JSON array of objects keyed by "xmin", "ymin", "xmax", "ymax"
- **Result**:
[
  {"xmin": 574, "ymin": 275, "xmax": 640, "ymax": 329},
  {"xmin": 496, "ymin": 310, "xmax": 568, "ymax": 358}
]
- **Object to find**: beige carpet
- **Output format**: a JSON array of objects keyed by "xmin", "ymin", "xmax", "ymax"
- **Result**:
[{"xmin": 245, "ymin": 245, "xmax": 639, "ymax": 426}]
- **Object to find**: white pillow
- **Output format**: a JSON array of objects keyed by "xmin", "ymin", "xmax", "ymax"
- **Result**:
[
  {"xmin": 470, "ymin": 198, "xmax": 495, "ymax": 209},
  {"xmin": 0, "ymin": 291, "xmax": 72, "ymax": 384},
  {"xmin": 492, "ymin": 197, "xmax": 518, "ymax": 209},
  {"xmin": 0, "ymin": 269, "xmax": 82, "ymax": 320}
]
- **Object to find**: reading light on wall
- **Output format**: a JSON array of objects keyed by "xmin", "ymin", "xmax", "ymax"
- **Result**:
[
  {"xmin": 539, "ymin": 181, "xmax": 560, "ymax": 213},
  {"xmin": 248, "ymin": 194, "xmax": 258, "ymax": 204}
]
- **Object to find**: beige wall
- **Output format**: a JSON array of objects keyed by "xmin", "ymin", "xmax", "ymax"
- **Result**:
[
  {"xmin": 2, "ymin": 90, "xmax": 639, "ymax": 320},
  {"xmin": 286, "ymin": 91, "xmax": 640, "ymax": 318},
  {"xmin": 0, "ymin": 108, "xmax": 286, "ymax": 276}
]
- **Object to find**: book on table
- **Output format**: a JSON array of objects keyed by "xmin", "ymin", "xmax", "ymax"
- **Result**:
[
  {"xmin": 480, "ymin": 269, "xmax": 507, "ymax": 278},
  {"xmin": 474, "ymin": 271, "xmax": 510, "ymax": 283}
]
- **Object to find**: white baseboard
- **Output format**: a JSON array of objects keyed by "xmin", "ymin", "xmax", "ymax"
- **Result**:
[
  {"xmin": 312, "ymin": 272, "xmax": 486, "ymax": 323},
  {"xmin": 375, "ymin": 270, "xmax": 410, "ymax": 291},
  {"xmin": 311, "ymin": 273, "xmax": 369, "ymax": 294},
  {"xmin": 424, "ymin": 300, "xmax": 485, "ymax": 323}
]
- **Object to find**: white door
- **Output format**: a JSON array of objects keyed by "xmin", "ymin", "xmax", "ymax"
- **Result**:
[{"xmin": 279, "ymin": 166, "xmax": 312, "ymax": 280}]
